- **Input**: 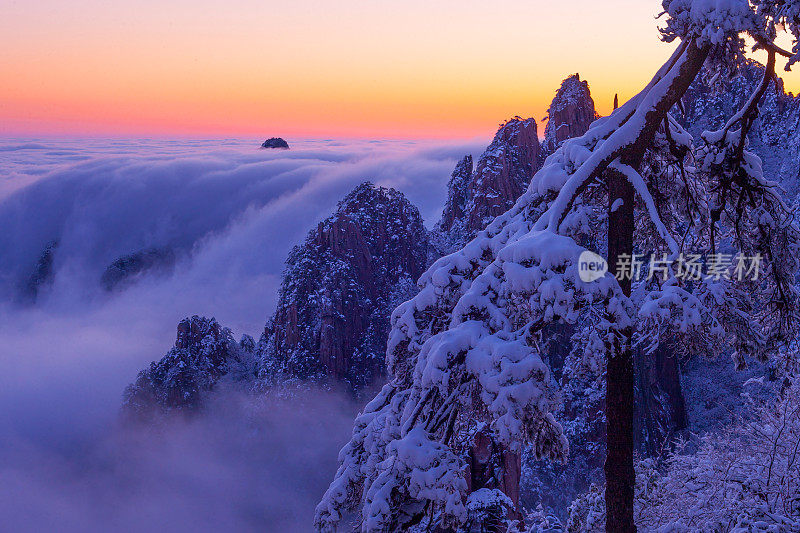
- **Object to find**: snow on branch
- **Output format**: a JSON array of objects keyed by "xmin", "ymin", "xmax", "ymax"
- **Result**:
[
  {"xmin": 661, "ymin": 0, "xmax": 759, "ymax": 45},
  {"xmin": 609, "ymin": 160, "xmax": 680, "ymax": 255},
  {"xmin": 316, "ymin": 16, "xmax": 800, "ymax": 528}
]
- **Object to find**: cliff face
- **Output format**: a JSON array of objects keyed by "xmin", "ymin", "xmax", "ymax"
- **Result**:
[
  {"xmin": 123, "ymin": 316, "xmax": 255, "ymax": 418},
  {"xmin": 101, "ymin": 247, "xmax": 176, "ymax": 291},
  {"xmin": 260, "ymin": 182, "xmax": 429, "ymax": 389},
  {"xmin": 437, "ymin": 118, "xmax": 541, "ymax": 247},
  {"xmin": 542, "ymin": 74, "xmax": 598, "ymax": 154},
  {"xmin": 19, "ymin": 240, "xmax": 58, "ymax": 303},
  {"xmin": 437, "ymin": 155, "xmax": 474, "ymax": 238},
  {"xmin": 467, "ymin": 117, "xmax": 541, "ymax": 232}
]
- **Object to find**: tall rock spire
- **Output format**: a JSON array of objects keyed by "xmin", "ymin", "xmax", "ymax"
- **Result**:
[
  {"xmin": 436, "ymin": 117, "xmax": 541, "ymax": 248},
  {"xmin": 542, "ymin": 74, "xmax": 598, "ymax": 154}
]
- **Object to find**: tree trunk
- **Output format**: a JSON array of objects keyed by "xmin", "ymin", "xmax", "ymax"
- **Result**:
[
  {"xmin": 634, "ymin": 345, "xmax": 687, "ymax": 456},
  {"xmin": 500, "ymin": 448, "xmax": 522, "ymax": 521},
  {"xmin": 602, "ymin": 40, "xmax": 709, "ymax": 532},
  {"xmin": 467, "ymin": 428, "xmax": 523, "ymax": 531},
  {"xmin": 605, "ymin": 169, "xmax": 636, "ymax": 533}
]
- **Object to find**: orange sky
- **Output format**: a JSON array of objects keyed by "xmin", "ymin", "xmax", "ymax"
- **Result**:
[{"xmin": 2, "ymin": 0, "xmax": 799, "ymax": 139}]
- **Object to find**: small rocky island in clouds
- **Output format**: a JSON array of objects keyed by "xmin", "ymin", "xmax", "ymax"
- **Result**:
[{"xmin": 261, "ymin": 137, "xmax": 289, "ymax": 149}]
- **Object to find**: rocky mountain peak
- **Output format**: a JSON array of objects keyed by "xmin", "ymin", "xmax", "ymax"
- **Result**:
[
  {"xmin": 122, "ymin": 315, "xmax": 248, "ymax": 418},
  {"xmin": 542, "ymin": 74, "xmax": 598, "ymax": 154},
  {"xmin": 260, "ymin": 182, "xmax": 429, "ymax": 389},
  {"xmin": 174, "ymin": 316, "xmax": 230, "ymax": 360},
  {"xmin": 261, "ymin": 137, "xmax": 289, "ymax": 149},
  {"xmin": 437, "ymin": 117, "xmax": 541, "ymax": 247}
]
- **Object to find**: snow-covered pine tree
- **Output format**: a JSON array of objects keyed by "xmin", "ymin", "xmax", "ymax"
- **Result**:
[{"xmin": 316, "ymin": 2, "xmax": 800, "ymax": 531}]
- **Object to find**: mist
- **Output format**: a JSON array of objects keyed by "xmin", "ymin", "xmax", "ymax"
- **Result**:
[
  {"xmin": 0, "ymin": 389, "xmax": 358, "ymax": 532},
  {"xmin": 0, "ymin": 136, "xmax": 483, "ymax": 531}
]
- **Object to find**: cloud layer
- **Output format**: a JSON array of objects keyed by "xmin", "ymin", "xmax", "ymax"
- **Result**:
[
  {"xmin": 0, "ymin": 389, "xmax": 359, "ymax": 532},
  {"xmin": 0, "ymin": 136, "xmax": 485, "ymax": 531}
]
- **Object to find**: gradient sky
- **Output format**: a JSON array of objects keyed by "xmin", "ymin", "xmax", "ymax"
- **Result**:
[{"xmin": 2, "ymin": 0, "xmax": 798, "ymax": 139}]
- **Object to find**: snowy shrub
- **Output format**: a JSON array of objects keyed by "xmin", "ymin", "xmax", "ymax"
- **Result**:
[
  {"xmin": 566, "ymin": 484, "xmax": 605, "ymax": 533},
  {"xmin": 567, "ymin": 377, "xmax": 800, "ymax": 532},
  {"xmin": 464, "ymin": 488, "xmax": 515, "ymax": 532},
  {"xmin": 636, "ymin": 378, "xmax": 800, "ymax": 531}
]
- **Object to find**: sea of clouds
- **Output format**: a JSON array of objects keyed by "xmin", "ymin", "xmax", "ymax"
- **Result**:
[{"xmin": 0, "ymin": 136, "xmax": 485, "ymax": 531}]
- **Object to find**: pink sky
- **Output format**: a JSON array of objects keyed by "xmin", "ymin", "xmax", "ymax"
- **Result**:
[{"xmin": 2, "ymin": 0, "xmax": 798, "ymax": 139}]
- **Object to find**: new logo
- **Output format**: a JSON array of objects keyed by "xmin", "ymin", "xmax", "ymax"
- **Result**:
[{"xmin": 578, "ymin": 251, "xmax": 608, "ymax": 282}]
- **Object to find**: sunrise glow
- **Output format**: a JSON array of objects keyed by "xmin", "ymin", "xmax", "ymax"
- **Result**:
[{"xmin": 8, "ymin": 0, "xmax": 791, "ymax": 139}]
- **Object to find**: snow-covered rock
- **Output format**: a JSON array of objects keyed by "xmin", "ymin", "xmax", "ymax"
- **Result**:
[
  {"xmin": 122, "ymin": 316, "xmax": 255, "ymax": 419},
  {"xmin": 542, "ymin": 74, "xmax": 599, "ymax": 155},
  {"xmin": 259, "ymin": 182, "xmax": 430, "ymax": 389}
]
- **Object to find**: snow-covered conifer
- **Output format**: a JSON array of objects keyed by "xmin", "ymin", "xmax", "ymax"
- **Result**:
[{"xmin": 317, "ymin": 3, "xmax": 800, "ymax": 531}]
